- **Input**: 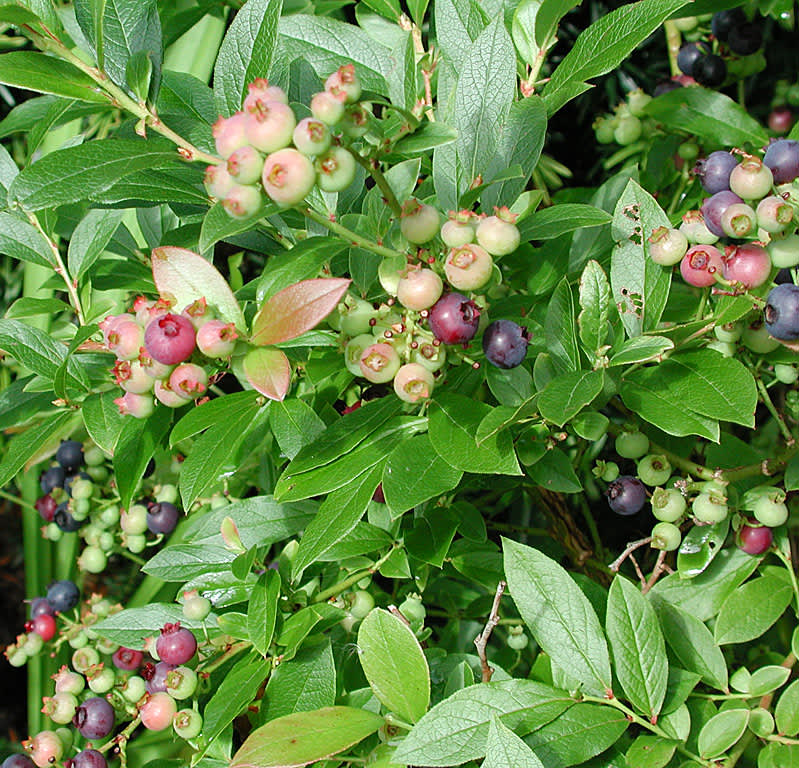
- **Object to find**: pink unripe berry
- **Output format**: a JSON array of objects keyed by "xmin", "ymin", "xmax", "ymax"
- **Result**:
[
  {"xmin": 113, "ymin": 360, "xmax": 154, "ymax": 394},
  {"xmin": 244, "ymin": 78, "xmax": 288, "ymax": 109},
  {"xmin": 204, "ymin": 164, "xmax": 234, "ymax": 199},
  {"xmin": 153, "ymin": 379, "xmax": 191, "ymax": 409},
  {"xmin": 476, "ymin": 210, "xmax": 520, "ymax": 256},
  {"xmin": 396, "ymin": 268, "xmax": 443, "ymax": 311},
  {"xmin": 262, "ymin": 148, "xmax": 316, "ymax": 206},
  {"xmin": 393, "ymin": 363, "xmax": 435, "ymax": 403},
  {"xmin": 400, "ymin": 199, "xmax": 440, "ymax": 244},
  {"xmin": 114, "ymin": 392, "xmax": 155, "ymax": 419},
  {"xmin": 359, "ymin": 343, "xmax": 401, "ymax": 383},
  {"xmin": 182, "ymin": 297, "xmax": 214, "ymax": 330},
  {"xmin": 441, "ymin": 212, "xmax": 476, "ymax": 248},
  {"xmin": 32, "ymin": 614, "xmax": 56, "ymax": 642},
  {"xmin": 292, "ymin": 117, "xmax": 331, "ymax": 156},
  {"xmin": 222, "ymin": 184, "xmax": 262, "ymax": 220},
  {"xmin": 310, "ymin": 90, "xmax": 346, "ymax": 126},
  {"xmin": 139, "ymin": 348, "xmax": 174, "ymax": 380},
  {"xmin": 244, "ymin": 100, "xmax": 296, "ymax": 153},
  {"xmin": 23, "ymin": 730, "xmax": 63, "ymax": 768},
  {"xmin": 133, "ymin": 296, "xmax": 172, "ymax": 326},
  {"xmin": 315, "ymin": 146, "xmax": 357, "ymax": 192},
  {"xmin": 53, "ymin": 667, "xmax": 85, "ymax": 696},
  {"xmin": 680, "ymin": 244, "xmax": 724, "ymax": 287},
  {"xmin": 444, "ymin": 243, "xmax": 494, "ymax": 290},
  {"xmin": 99, "ymin": 312, "xmax": 134, "ymax": 341},
  {"xmin": 729, "ymin": 157, "xmax": 774, "ymax": 200},
  {"xmin": 168, "ymin": 363, "xmax": 208, "ymax": 400},
  {"xmin": 140, "ymin": 692, "xmax": 178, "ymax": 731},
  {"xmin": 722, "ymin": 243, "xmax": 772, "ymax": 288},
  {"xmin": 107, "ymin": 320, "xmax": 144, "ymax": 361},
  {"xmin": 212, "ymin": 111, "xmax": 249, "ymax": 159},
  {"xmin": 756, "ymin": 195, "xmax": 794, "ymax": 233},
  {"xmin": 144, "ymin": 313, "xmax": 196, "ymax": 365},
  {"xmin": 648, "ymin": 226, "xmax": 689, "ymax": 266},
  {"xmin": 41, "ymin": 692, "xmax": 78, "ymax": 724},
  {"xmin": 324, "ymin": 64, "xmax": 362, "ymax": 103},
  {"xmin": 226, "ymin": 145, "xmax": 264, "ymax": 185},
  {"xmin": 196, "ymin": 319, "xmax": 238, "ymax": 357}
]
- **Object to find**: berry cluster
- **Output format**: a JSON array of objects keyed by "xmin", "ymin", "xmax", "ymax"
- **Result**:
[
  {"xmin": 206, "ymin": 65, "xmax": 367, "ymax": 217},
  {"xmin": 103, "ymin": 294, "xmax": 237, "ymax": 418},
  {"xmin": 334, "ymin": 206, "xmax": 529, "ymax": 402}
]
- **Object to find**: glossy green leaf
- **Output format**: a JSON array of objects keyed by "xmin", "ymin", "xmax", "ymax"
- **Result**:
[
  {"xmin": 230, "ymin": 706, "xmax": 384, "ymax": 768},
  {"xmin": 248, "ymin": 569, "xmax": 281, "ymax": 656},
  {"xmin": 677, "ymin": 518, "xmax": 729, "ymax": 578},
  {"xmin": 775, "ymin": 679, "xmax": 799, "ymax": 736},
  {"xmin": 142, "ymin": 544, "xmax": 236, "ymax": 582},
  {"xmin": 170, "ymin": 391, "xmax": 262, "ymax": 447},
  {"xmin": 538, "ymin": 369, "xmax": 604, "ymax": 427},
  {"xmin": 545, "ymin": 278, "xmax": 579, "ymax": 373},
  {"xmin": 606, "ymin": 576, "xmax": 668, "ymax": 719},
  {"xmin": 714, "ymin": 575, "xmax": 794, "ymax": 645},
  {"xmin": 698, "ymin": 708, "xmax": 748, "ymax": 758},
  {"xmin": 504, "ymin": 539, "xmax": 611, "ymax": 697},
  {"xmin": 358, "ymin": 608, "xmax": 430, "ymax": 723},
  {"xmin": 270, "ymin": 399, "xmax": 326, "ymax": 461},
  {"xmin": 0, "ymin": 212, "xmax": 55, "ymax": 268},
  {"xmin": 577, "ymin": 260, "xmax": 611, "ymax": 358},
  {"xmin": 748, "ymin": 665, "xmax": 791, "ymax": 697},
  {"xmin": 519, "ymin": 204, "xmax": 611, "ymax": 241},
  {"xmin": 483, "ymin": 717, "xmax": 545, "ymax": 768},
  {"xmin": 67, "ymin": 208, "xmax": 125, "ymax": 280},
  {"xmin": 625, "ymin": 735, "xmax": 676, "ymax": 768},
  {"xmin": 608, "ymin": 335, "xmax": 674, "ymax": 366},
  {"xmin": 0, "ymin": 51, "xmax": 107, "ymax": 102}
]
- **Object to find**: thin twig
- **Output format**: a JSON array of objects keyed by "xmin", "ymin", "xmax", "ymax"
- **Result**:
[
  {"xmin": 474, "ymin": 581, "xmax": 506, "ymax": 683},
  {"xmin": 642, "ymin": 549, "xmax": 667, "ymax": 594},
  {"xmin": 609, "ymin": 537, "xmax": 653, "ymax": 573}
]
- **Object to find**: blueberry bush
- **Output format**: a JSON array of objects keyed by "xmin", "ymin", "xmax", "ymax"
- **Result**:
[{"xmin": 1, "ymin": 1, "xmax": 799, "ymax": 767}]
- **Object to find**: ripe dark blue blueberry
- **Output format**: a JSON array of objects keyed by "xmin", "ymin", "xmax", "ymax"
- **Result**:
[
  {"xmin": 763, "ymin": 139, "xmax": 799, "ymax": 185},
  {"xmin": 72, "ymin": 696, "xmax": 115, "ymax": 740},
  {"xmin": 696, "ymin": 151, "xmax": 737, "ymax": 194},
  {"xmin": 46, "ymin": 579, "xmax": 79, "ymax": 613},
  {"xmin": 482, "ymin": 320, "xmax": 529, "ymax": 369},
  {"xmin": 56, "ymin": 440, "xmax": 84, "ymax": 472},
  {"xmin": 428, "ymin": 293, "xmax": 480, "ymax": 344},
  {"xmin": 605, "ymin": 475, "xmax": 647, "ymax": 516},
  {"xmin": 54, "ymin": 502, "xmax": 81, "ymax": 533},
  {"xmin": 676, "ymin": 41, "xmax": 710, "ymax": 76},
  {"xmin": 693, "ymin": 54, "xmax": 727, "ymax": 88},
  {"xmin": 39, "ymin": 466, "xmax": 66, "ymax": 495},
  {"xmin": 29, "ymin": 597, "xmax": 54, "ymax": 619},
  {"xmin": 1, "ymin": 755, "xmax": 36, "ymax": 768},
  {"xmin": 764, "ymin": 284, "xmax": 799, "ymax": 340},
  {"xmin": 147, "ymin": 501, "xmax": 179, "ymax": 534},
  {"xmin": 65, "ymin": 749, "xmax": 107, "ymax": 768},
  {"xmin": 727, "ymin": 22, "xmax": 762, "ymax": 56},
  {"xmin": 711, "ymin": 8, "xmax": 746, "ymax": 42}
]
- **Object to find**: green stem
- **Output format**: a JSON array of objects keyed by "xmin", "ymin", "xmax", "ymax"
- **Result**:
[
  {"xmin": 772, "ymin": 547, "xmax": 799, "ymax": 617},
  {"xmin": 314, "ymin": 544, "xmax": 400, "ymax": 603},
  {"xmin": 345, "ymin": 148, "xmax": 403, "ymax": 216},
  {"xmin": 0, "ymin": 488, "xmax": 38, "ymax": 512},
  {"xmin": 302, "ymin": 207, "xmax": 409, "ymax": 261},
  {"xmin": 663, "ymin": 21, "xmax": 682, "ymax": 77},
  {"xmin": 756, "ymin": 376, "xmax": 795, "ymax": 444}
]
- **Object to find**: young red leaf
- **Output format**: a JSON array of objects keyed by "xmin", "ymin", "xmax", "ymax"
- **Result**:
[
  {"xmin": 251, "ymin": 277, "xmax": 350, "ymax": 346},
  {"xmin": 151, "ymin": 246, "xmax": 246, "ymax": 330},
  {"xmin": 243, "ymin": 346, "xmax": 291, "ymax": 401}
]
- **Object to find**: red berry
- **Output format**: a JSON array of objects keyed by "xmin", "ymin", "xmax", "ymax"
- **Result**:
[
  {"xmin": 156, "ymin": 623, "xmax": 197, "ymax": 665},
  {"xmin": 144, "ymin": 313, "xmax": 196, "ymax": 366},
  {"xmin": 428, "ymin": 293, "xmax": 480, "ymax": 344},
  {"xmin": 112, "ymin": 647, "xmax": 143, "ymax": 671},
  {"xmin": 32, "ymin": 614, "xmax": 56, "ymax": 642},
  {"xmin": 680, "ymin": 244, "xmax": 724, "ymax": 287},
  {"xmin": 34, "ymin": 495, "xmax": 57, "ymax": 522},
  {"xmin": 738, "ymin": 522, "xmax": 774, "ymax": 555},
  {"xmin": 768, "ymin": 108, "xmax": 793, "ymax": 134},
  {"xmin": 722, "ymin": 243, "xmax": 772, "ymax": 289}
]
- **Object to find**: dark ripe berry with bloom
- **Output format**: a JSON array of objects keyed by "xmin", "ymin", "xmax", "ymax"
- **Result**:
[
  {"xmin": 692, "ymin": 54, "xmax": 726, "ymax": 88},
  {"xmin": 428, "ymin": 293, "xmax": 480, "ymax": 344},
  {"xmin": 482, "ymin": 320, "xmax": 530, "ymax": 369},
  {"xmin": 39, "ymin": 466, "xmax": 65, "ymax": 495},
  {"xmin": 696, "ymin": 151, "xmax": 738, "ymax": 194},
  {"xmin": 56, "ymin": 440, "xmax": 83, "ymax": 472},
  {"xmin": 156, "ymin": 622, "xmax": 197, "ymax": 665},
  {"xmin": 65, "ymin": 749, "xmax": 107, "ymax": 768},
  {"xmin": 147, "ymin": 502, "xmax": 180, "ymax": 535},
  {"xmin": 72, "ymin": 696, "xmax": 115, "ymax": 740},
  {"xmin": 605, "ymin": 475, "xmax": 647, "ymax": 516},
  {"xmin": 29, "ymin": 597, "xmax": 54, "ymax": 619},
  {"xmin": 764, "ymin": 139, "xmax": 799, "ymax": 184},
  {"xmin": 711, "ymin": 7, "xmax": 746, "ymax": 41},
  {"xmin": 46, "ymin": 580, "xmax": 79, "ymax": 613},
  {"xmin": 144, "ymin": 313, "xmax": 196, "ymax": 366},
  {"xmin": 765, "ymin": 284, "xmax": 799, "ymax": 340},
  {"xmin": 676, "ymin": 40, "xmax": 710, "ymax": 76},
  {"xmin": 727, "ymin": 22, "xmax": 763, "ymax": 56},
  {"xmin": 1, "ymin": 755, "xmax": 36, "ymax": 768}
]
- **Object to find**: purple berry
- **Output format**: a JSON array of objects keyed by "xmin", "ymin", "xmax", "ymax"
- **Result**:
[
  {"xmin": 156, "ymin": 623, "xmax": 197, "ymax": 665},
  {"xmin": 2, "ymin": 756, "xmax": 36, "ymax": 768},
  {"xmin": 34, "ymin": 495, "xmax": 57, "ymax": 522},
  {"xmin": 701, "ymin": 190, "xmax": 743, "ymax": 237},
  {"xmin": 54, "ymin": 503, "xmax": 80, "ymax": 533},
  {"xmin": 144, "ymin": 313, "xmax": 196, "ymax": 366},
  {"xmin": 144, "ymin": 661, "xmax": 177, "ymax": 694},
  {"xmin": 112, "ymin": 647, "xmax": 143, "ymax": 671},
  {"xmin": 676, "ymin": 41, "xmax": 710, "ymax": 76},
  {"xmin": 56, "ymin": 440, "xmax": 83, "ymax": 472},
  {"xmin": 696, "ymin": 151, "xmax": 738, "ymax": 194},
  {"xmin": 72, "ymin": 696, "xmax": 115, "ymax": 740},
  {"xmin": 39, "ymin": 466, "xmax": 65, "ymax": 495},
  {"xmin": 428, "ymin": 293, "xmax": 480, "ymax": 344},
  {"xmin": 693, "ymin": 54, "xmax": 726, "ymax": 88},
  {"xmin": 147, "ymin": 502, "xmax": 179, "ymax": 535},
  {"xmin": 482, "ymin": 320, "xmax": 530, "ymax": 369},
  {"xmin": 46, "ymin": 580, "xmax": 79, "ymax": 613},
  {"xmin": 606, "ymin": 475, "xmax": 647, "ymax": 516},
  {"xmin": 65, "ymin": 749, "xmax": 107, "ymax": 768},
  {"xmin": 29, "ymin": 597, "xmax": 54, "ymax": 619},
  {"xmin": 764, "ymin": 139, "xmax": 799, "ymax": 184},
  {"xmin": 765, "ymin": 284, "xmax": 799, "ymax": 340}
]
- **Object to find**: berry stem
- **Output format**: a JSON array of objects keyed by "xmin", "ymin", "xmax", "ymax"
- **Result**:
[
  {"xmin": 302, "ymin": 207, "xmax": 409, "ymax": 260},
  {"xmin": 663, "ymin": 21, "xmax": 682, "ymax": 77},
  {"xmin": 0, "ymin": 488, "xmax": 39, "ymax": 513},
  {"xmin": 772, "ymin": 547, "xmax": 799, "ymax": 618},
  {"xmin": 756, "ymin": 376, "xmax": 795, "ymax": 445},
  {"xmin": 313, "ymin": 543, "xmax": 400, "ymax": 603},
  {"xmin": 344, "ymin": 148, "xmax": 403, "ymax": 216}
]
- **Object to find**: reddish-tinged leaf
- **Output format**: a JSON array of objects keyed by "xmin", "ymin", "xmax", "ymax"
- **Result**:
[
  {"xmin": 243, "ymin": 347, "xmax": 291, "ymax": 401},
  {"xmin": 251, "ymin": 278, "xmax": 350, "ymax": 346},
  {"xmin": 151, "ymin": 246, "xmax": 245, "ymax": 329},
  {"xmin": 230, "ymin": 706, "xmax": 384, "ymax": 768}
]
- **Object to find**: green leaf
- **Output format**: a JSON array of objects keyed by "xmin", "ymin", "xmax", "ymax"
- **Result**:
[
  {"xmin": 545, "ymin": 277, "xmax": 579, "ymax": 373},
  {"xmin": 10, "ymin": 139, "xmax": 178, "ymax": 210},
  {"xmin": 577, "ymin": 260, "xmax": 611, "ymax": 358},
  {"xmin": 394, "ymin": 679, "xmax": 573, "ymax": 766},
  {"xmin": 653, "ymin": 601, "xmax": 728, "ymax": 691},
  {"xmin": 677, "ymin": 518, "xmax": 729, "ymax": 579},
  {"xmin": 0, "ymin": 212, "xmax": 55, "ymax": 267},
  {"xmin": 428, "ymin": 393, "xmax": 522, "ymax": 475},
  {"xmin": 759, "ymin": 743, "xmax": 799, "ymax": 768},
  {"xmin": 291, "ymin": 463, "xmax": 383, "ymax": 580},
  {"xmin": 0, "ymin": 51, "xmax": 108, "ymax": 102},
  {"xmin": 610, "ymin": 179, "xmax": 671, "ymax": 338},
  {"xmin": 625, "ymin": 735, "xmax": 677, "ymax": 768},
  {"xmin": 362, "ymin": 0, "xmax": 401, "ymax": 20},
  {"xmin": 538, "ymin": 369, "xmax": 604, "ymax": 427},
  {"xmin": 525, "ymin": 447, "xmax": 583, "ymax": 493},
  {"xmin": 645, "ymin": 87, "xmax": 769, "ymax": 148},
  {"xmin": 453, "ymin": 18, "xmax": 516, "ymax": 194},
  {"xmin": 535, "ymin": 1, "xmax": 579, "ymax": 49},
  {"xmin": 382, "ymin": 433, "xmax": 463, "ymax": 512},
  {"xmin": 434, "ymin": 0, "xmax": 487, "ymax": 77},
  {"xmin": 519, "ymin": 204, "xmax": 611, "ymax": 241},
  {"xmin": 775, "ymin": 679, "xmax": 799, "ymax": 736},
  {"xmin": 67, "ymin": 208, "xmax": 125, "ymax": 281},
  {"xmin": 358, "ymin": 608, "xmax": 430, "ymax": 723},
  {"xmin": 213, "ymin": 0, "xmax": 282, "ymax": 116},
  {"xmin": 142, "ymin": 544, "xmax": 237, "ymax": 582},
  {"xmin": 698, "ymin": 708, "xmax": 748, "ymax": 758},
  {"xmin": 270, "ymin": 399, "xmax": 326, "ymax": 461},
  {"xmin": 606, "ymin": 576, "xmax": 668, "ymax": 719},
  {"xmin": 542, "ymin": 0, "xmax": 690, "ymax": 113},
  {"xmin": 170, "ymin": 391, "xmax": 261, "ymax": 447},
  {"xmin": 483, "ymin": 717, "xmax": 545, "ymax": 768},
  {"xmin": 248, "ymin": 570, "xmax": 281, "ymax": 657},
  {"xmin": 405, "ymin": 506, "xmax": 460, "ymax": 567},
  {"xmin": 80, "ymin": 392, "xmax": 126, "ymax": 456},
  {"xmin": 504, "ymin": 539, "xmax": 612, "ymax": 697},
  {"xmin": 200, "ymin": 200, "xmax": 272, "ymax": 252},
  {"xmin": 749, "ymin": 665, "xmax": 791, "ymax": 697},
  {"xmin": 251, "ymin": 278, "xmax": 351, "ymax": 346},
  {"xmin": 608, "ymin": 336, "xmax": 674, "ymax": 366},
  {"xmin": 261, "ymin": 637, "xmax": 336, "ymax": 722},
  {"xmin": 714, "ymin": 575, "xmax": 793, "ymax": 645},
  {"xmin": 230, "ymin": 706, "xmax": 384, "ymax": 768},
  {"xmin": 93, "ymin": 602, "xmax": 214, "ymax": 647},
  {"xmin": 485, "ymin": 365, "xmax": 534, "ymax": 407},
  {"xmin": 151, "ymin": 246, "xmax": 245, "ymax": 330},
  {"xmin": 0, "ymin": 410, "xmax": 75, "ymax": 488}
]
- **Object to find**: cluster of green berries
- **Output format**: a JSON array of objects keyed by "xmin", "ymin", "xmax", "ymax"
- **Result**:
[
  {"xmin": 206, "ymin": 65, "xmax": 368, "ymax": 217},
  {"xmin": 593, "ymin": 89, "xmax": 652, "ymax": 148},
  {"xmin": 103, "ymin": 294, "xmax": 238, "ymax": 418},
  {"xmin": 334, "ymin": 205, "xmax": 529, "ymax": 402}
]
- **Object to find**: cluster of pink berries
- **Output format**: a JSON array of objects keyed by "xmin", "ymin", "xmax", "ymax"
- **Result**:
[
  {"xmin": 335, "ymin": 204, "xmax": 529, "ymax": 402},
  {"xmin": 5, "ymin": 593, "xmax": 210, "ymax": 768},
  {"xmin": 102, "ymin": 295, "xmax": 238, "ymax": 418},
  {"xmin": 205, "ymin": 65, "xmax": 368, "ymax": 217}
]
